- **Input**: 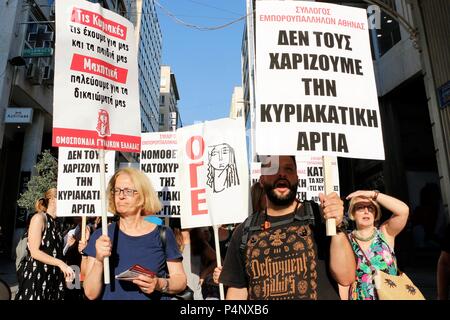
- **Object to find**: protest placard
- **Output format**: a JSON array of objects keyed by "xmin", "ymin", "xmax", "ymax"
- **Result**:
[
  {"xmin": 53, "ymin": 0, "xmax": 140, "ymax": 152},
  {"xmin": 177, "ymin": 118, "xmax": 249, "ymax": 228},
  {"xmin": 141, "ymin": 132, "xmax": 180, "ymax": 217},
  {"xmin": 255, "ymin": 1, "xmax": 384, "ymax": 160},
  {"xmin": 57, "ymin": 148, "xmax": 115, "ymax": 217}
]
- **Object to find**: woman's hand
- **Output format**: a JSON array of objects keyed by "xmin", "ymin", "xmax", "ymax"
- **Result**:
[
  {"xmin": 213, "ymin": 266, "xmax": 222, "ymax": 284},
  {"xmin": 67, "ymin": 235, "xmax": 76, "ymax": 248},
  {"xmin": 78, "ymin": 225, "xmax": 91, "ymax": 254},
  {"xmin": 78, "ymin": 240, "xmax": 87, "ymax": 254},
  {"xmin": 94, "ymin": 235, "xmax": 112, "ymax": 262},
  {"xmin": 59, "ymin": 262, "xmax": 76, "ymax": 281},
  {"xmin": 346, "ymin": 190, "xmax": 377, "ymax": 200},
  {"xmin": 133, "ymin": 275, "xmax": 159, "ymax": 295}
]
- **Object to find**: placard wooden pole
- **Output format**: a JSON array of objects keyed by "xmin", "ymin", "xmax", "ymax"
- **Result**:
[
  {"xmin": 322, "ymin": 155, "xmax": 336, "ymax": 236},
  {"xmin": 99, "ymin": 149, "xmax": 110, "ymax": 284},
  {"xmin": 213, "ymin": 225, "xmax": 225, "ymax": 300},
  {"xmin": 81, "ymin": 216, "xmax": 86, "ymax": 243}
]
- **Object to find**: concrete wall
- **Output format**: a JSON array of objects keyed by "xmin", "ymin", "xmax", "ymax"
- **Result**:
[{"xmin": 374, "ymin": 37, "xmax": 421, "ymax": 96}]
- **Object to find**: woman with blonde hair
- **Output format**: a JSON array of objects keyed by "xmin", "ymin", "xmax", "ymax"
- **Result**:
[
  {"xmin": 83, "ymin": 168, "xmax": 186, "ymax": 300},
  {"xmin": 15, "ymin": 188, "xmax": 75, "ymax": 300},
  {"xmin": 342, "ymin": 190, "xmax": 409, "ymax": 300}
]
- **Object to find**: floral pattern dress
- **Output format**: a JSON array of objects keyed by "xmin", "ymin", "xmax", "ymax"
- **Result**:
[{"xmin": 348, "ymin": 229, "xmax": 398, "ymax": 300}]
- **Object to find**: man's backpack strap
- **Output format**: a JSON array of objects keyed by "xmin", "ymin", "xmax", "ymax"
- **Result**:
[
  {"xmin": 239, "ymin": 212, "xmax": 261, "ymax": 256},
  {"xmin": 158, "ymin": 225, "xmax": 169, "ymax": 274},
  {"xmin": 294, "ymin": 200, "xmax": 316, "ymax": 226},
  {"xmin": 159, "ymin": 225, "xmax": 168, "ymax": 251}
]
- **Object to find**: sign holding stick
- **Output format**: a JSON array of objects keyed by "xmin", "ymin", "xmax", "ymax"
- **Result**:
[
  {"xmin": 212, "ymin": 225, "xmax": 225, "ymax": 300},
  {"xmin": 81, "ymin": 216, "xmax": 87, "ymax": 243},
  {"xmin": 322, "ymin": 155, "xmax": 336, "ymax": 235},
  {"xmin": 98, "ymin": 149, "xmax": 109, "ymax": 283}
]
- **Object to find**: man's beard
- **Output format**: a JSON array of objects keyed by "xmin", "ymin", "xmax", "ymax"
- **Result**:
[{"xmin": 263, "ymin": 179, "xmax": 298, "ymax": 207}]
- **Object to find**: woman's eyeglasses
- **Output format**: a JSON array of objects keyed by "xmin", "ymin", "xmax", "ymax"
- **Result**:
[
  {"xmin": 112, "ymin": 188, "xmax": 137, "ymax": 197},
  {"xmin": 354, "ymin": 203, "xmax": 376, "ymax": 213}
]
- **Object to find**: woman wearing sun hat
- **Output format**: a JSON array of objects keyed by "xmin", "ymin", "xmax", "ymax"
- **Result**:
[{"xmin": 343, "ymin": 190, "xmax": 409, "ymax": 300}]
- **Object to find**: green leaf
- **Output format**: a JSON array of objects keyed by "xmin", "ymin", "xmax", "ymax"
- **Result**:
[{"xmin": 17, "ymin": 150, "xmax": 58, "ymax": 212}]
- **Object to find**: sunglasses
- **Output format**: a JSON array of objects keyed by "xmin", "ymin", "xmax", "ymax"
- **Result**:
[{"xmin": 354, "ymin": 203, "xmax": 376, "ymax": 213}]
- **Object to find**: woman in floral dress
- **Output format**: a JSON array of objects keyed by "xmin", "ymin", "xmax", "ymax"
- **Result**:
[{"xmin": 341, "ymin": 190, "xmax": 409, "ymax": 300}]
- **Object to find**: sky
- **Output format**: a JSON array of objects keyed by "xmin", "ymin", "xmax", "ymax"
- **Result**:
[{"xmin": 155, "ymin": 0, "xmax": 247, "ymax": 126}]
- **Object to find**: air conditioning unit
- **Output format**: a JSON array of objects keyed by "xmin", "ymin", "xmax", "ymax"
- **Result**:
[
  {"xmin": 42, "ymin": 66, "xmax": 54, "ymax": 85},
  {"xmin": 26, "ymin": 63, "xmax": 43, "ymax": 85}
]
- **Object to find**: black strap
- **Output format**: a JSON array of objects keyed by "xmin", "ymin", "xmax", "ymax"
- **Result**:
[
  {"xmin": 158, "ymin": 225, "xmax": 169, "ymax": 274},
  {"xmin": 159, "ymin": 225, "xmax": 167, "ymax": 250},
  {"xmin": 239, "ymin": 211, "xmax": 261, "ymax": 255},
  {"xmin": 109, "ymin": 221, "xmax": 121, "ymax": 291}
]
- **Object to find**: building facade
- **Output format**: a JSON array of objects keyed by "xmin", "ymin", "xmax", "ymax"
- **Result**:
[
  {"xmin": 0, "ymin": 0, "xmax": 139, "ymax": 256},
  {"xmin": 135, "ymin": 0, "xmax": 162, "ymax": 133},
  {"xmin": 0, "ymin": 0, "xmax": 58, "ymax": 257},
  {"xmin": 159, "ymin": 66, "xmax": 180, "ymax": 132},
  {"xmin": 229, "ymin": 86, "xmax": 245, "ymax": 118}
]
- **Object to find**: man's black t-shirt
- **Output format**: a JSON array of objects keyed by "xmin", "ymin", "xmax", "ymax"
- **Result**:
[{"xmin": 220, "ymin": 203, "xmax": 339, "ymax": 300}]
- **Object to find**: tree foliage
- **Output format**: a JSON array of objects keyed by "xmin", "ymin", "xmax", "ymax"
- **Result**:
[{"xmin": 17, "ymin": 150, "xmax": 58, "ymax": 212}]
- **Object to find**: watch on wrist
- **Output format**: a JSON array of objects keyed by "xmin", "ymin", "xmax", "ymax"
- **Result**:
[
  {"xmin": 373, "ymin": 190, "xmax": 380, "ymax": 201},
  {"xmin": 160, "ymin": 278, "xmax": 169, "ymax": 293}
]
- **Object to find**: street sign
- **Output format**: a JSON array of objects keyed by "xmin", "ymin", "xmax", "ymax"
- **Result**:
[
  {"xmin": 22, "ymin": 47, "xmax": 54, "ymax": 58},
  {"xmin": 4, "ymin": 108, "xmax": 33, "ymax": 123}
]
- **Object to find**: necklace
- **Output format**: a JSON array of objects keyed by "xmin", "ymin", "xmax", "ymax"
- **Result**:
[{"xmin": 353, "ymin": 228, "xmax": 376, "ymax": 242}]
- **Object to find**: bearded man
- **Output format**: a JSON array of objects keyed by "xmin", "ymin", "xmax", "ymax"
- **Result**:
[{"xmin": 219, "ymin": 155, "xmax": 355, "ymax": 300}]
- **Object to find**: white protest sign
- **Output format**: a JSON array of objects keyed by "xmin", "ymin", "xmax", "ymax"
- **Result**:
[
  {"xmin": 57, "ymin": 148, "xmax": 115, "ymax": 217},
  {"xmin": 141, "ymin": 132, "xmax": 180, "ymax": 217},
  {"xmin": 251, "ymin": 155, "xmax": 339, "ymax": 205},
  {"xmin": 255, "ymin": 1, "xmax": 384, "ymax": 160},
  {"xmin": 296, "ymin": 155, "xmax": 339, "ymax": 202},
  {"xmin": 53, "ymin": 0, "xmax": 140, "ymax": 153},
  {"xmin": 178, "ymin": 118, "xmax": 249, "ymax": 228}
]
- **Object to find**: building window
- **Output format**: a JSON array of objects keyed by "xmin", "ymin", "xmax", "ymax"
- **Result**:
[
  {"xmin": 159, "ymin": 113, "xmax": 164, "ymax": 126},
  {"xmin": 374, "ymin": 0, "xmax": 401, "ymax": 57}
]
